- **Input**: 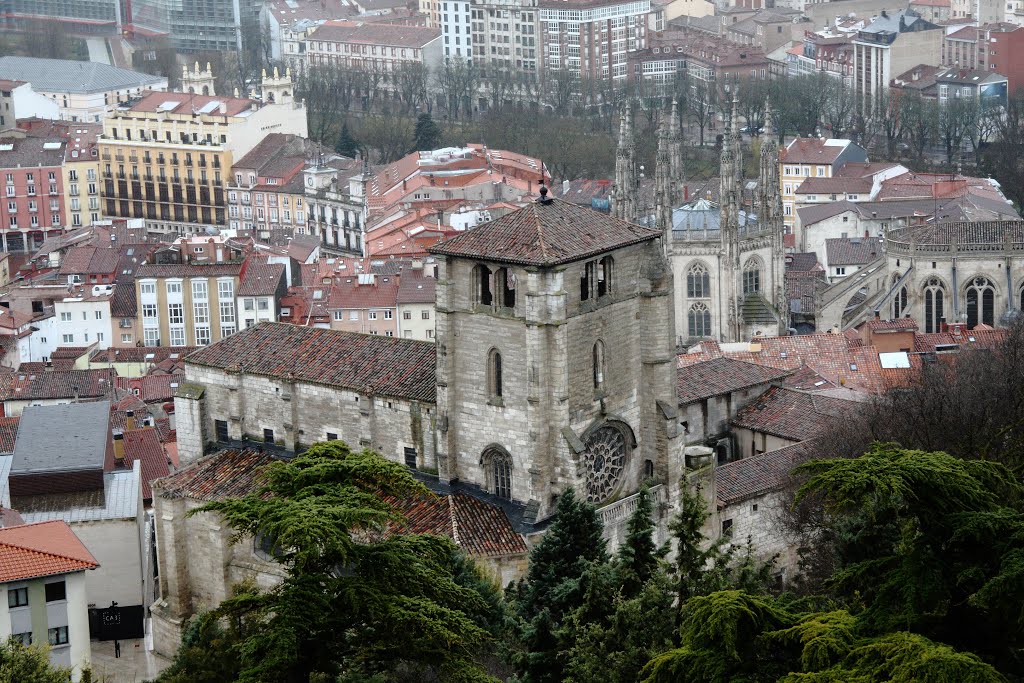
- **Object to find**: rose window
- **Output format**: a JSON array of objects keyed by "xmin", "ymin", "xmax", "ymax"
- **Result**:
[{"xmin": 581, "ymin": 425, "xmax": 628, "ymax": 504}]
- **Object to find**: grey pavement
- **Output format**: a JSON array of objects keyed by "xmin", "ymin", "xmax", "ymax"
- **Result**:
[{"xmin": 90, "ymin": 638, "xmax": 170, "ymax": 683}]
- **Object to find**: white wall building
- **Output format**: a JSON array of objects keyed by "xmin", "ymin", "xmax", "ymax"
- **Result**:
[
  {"xmin": 441, "ymin": 0, "xmax": 474, "ymax": 60},
  {"xmin": 54, "ymin": 288, "xmax": 114, "ymax": 350}
]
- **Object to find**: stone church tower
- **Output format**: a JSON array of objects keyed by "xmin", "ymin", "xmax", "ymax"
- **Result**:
[{"xmin": 429, "ymin": 187, "xmax": 684, "ymax": 531}]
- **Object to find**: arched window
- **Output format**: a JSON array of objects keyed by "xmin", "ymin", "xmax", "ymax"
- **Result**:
[
  {"xmin": 687, "ymin": 262, "xmax": 710, "ymax": 298},
  {"xmin": 688, "ymin": 302, "xmax": 711, "ymax": 338},
  {"xmin": 598, "ymin": 256, "xmax": 613, "ymax": 297},
  {"xmin": 966, "ymin": 276, "xmax": 995, "ymax": 328},
  {"xmin": 742, "ymin": 257, "xmax": 762, "ymax": 295},
  {"xmin": 593, "ymin": 340, "xmax": 605, "ymax": 390},
  {"xmin": 488, "ymin": 348, "xmax": 503, "ymax": 400},
  {"xmin": 474, "ymin": 264, "xmax": 493, "ymax": 306},
  {"xmin": 482, "ymin": 447, "xmax": 513, "ymax": 500},
  {"xmin": 496, "ymin": 267, "xmax": 516, "ymax": 309},
  {"xmin": 893, "ymin": 285, "xmax": 908, "ymax": 319},
  {"xmin": 924, "ymin": 278, "xmax": 945, "ymax": 334}
]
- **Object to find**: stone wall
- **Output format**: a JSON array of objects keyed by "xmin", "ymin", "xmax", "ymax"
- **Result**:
[{"xmin": 176, "ymin": 364, "xmax": 437, "ymax": 469}]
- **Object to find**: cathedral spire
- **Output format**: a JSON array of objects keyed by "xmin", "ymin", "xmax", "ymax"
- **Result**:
[
  {"xmin": 612, "ymin": 105, "xmax": 639, "ymax": 223},
  {"xmin": 668, "ymin": 99, "xmax": 684, "ymax": 204},
  {"xmin": 655, "ymin": 116, "xmax": 674, "ymax": 253}
]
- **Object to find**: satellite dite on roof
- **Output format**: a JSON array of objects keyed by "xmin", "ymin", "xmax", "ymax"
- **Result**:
[{"xmin": 158, "ymin": 101, "xmax": 179, "ymax": 112}]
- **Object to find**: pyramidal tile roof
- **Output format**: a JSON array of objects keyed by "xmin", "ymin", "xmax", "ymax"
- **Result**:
[
  {"xmin": 0, "ymin": 520, "xmax": 99, "ymax": 582},
  {"xmin": 429, "ymin": 197, "xmax": 660, "ymax": 266}
]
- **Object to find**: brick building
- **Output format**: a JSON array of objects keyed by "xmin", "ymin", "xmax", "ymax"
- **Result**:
[{"xmin": 0, "ymin": 133, "xmax": 67, "ymax": 252}]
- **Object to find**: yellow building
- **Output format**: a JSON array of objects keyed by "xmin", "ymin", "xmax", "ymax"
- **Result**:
[
  {"xmin": 99, "ymin": 78, "xmax": 306, "ymax": 235},
  {"xmin": 63, "ymin": 124, "xmax": 103, "ymax": 229}
]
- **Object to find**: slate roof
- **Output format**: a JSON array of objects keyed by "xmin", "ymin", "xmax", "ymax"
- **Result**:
[
  {"xmin": 677, "ymin": 357, "xmax": 792, "ymax": 404},
  {"xmin": 185, "ymin": 322, "xmax": 436, "ymax": 402},
  {"xmin": 825, "ymin": 237, "xmax": 884, "ymax": 266},
  {"xmin": 731, "ymin": 386, "xmax": 860, "ymax": 441},
  {"xmin": 396, "ymin": 269, "xmax": 437, "ymax": 305},
  {"xmin": 239, "ymin": 262, "xmax": 286, "ymax": 297},
  {"xmin": 895, "ymin": 220, "xmax": 1024, "ymax": 246},
  {"xmin": 0, "ymin": 135, "xmax": 65, "ymax": 168},
  {"xmin": 0, "ymin": 520, "xmax": 99, "ymax": 582},
  {"xmin": 391, "ymin": 493, "xmax": 528, "ymax": 558},
  {"xmin": 309, "ymin": 20, "xmax": 440, "ymax": 47},
  {"xmin": 429, "ymin": 197, "xmax": 659, "ymax": 266},
  {"xmin": 715, "ymin": 440, "xmax": 820, "ymax": 506},
  {"xmin": 0, "ymin": 56, "xmax": 165, "ymax": 94},
  {"xmin": 11, "ymin": 402, "xmax": 111, "ymax": 475}
]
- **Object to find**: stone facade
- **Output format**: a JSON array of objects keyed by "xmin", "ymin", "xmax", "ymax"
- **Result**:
[
  {"xmin": 174, "ymin": 363, "xmax": 437, "ymax": 469},
  {"xmin": 150, "ymin": 494, "xmax": 286, "ymax": 657}
]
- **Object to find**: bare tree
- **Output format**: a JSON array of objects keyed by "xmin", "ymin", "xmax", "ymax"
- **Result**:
[
  {"xmin": 688, "ymin": 78, "xmax": 717, "ymax": 146},
  {"xmin": 937, "ymin": 96, "xmax": 974, "ymax": 166},
  {"xmin": 393, "ymin": 62, "xmax": 431, "ymax": 114},
  {"xmin": 296, "ymin": 63, "xmax": 357, "ymax": 144},
  {"xmin": 544, "ymin": 68, "xmax": 580, "ymax": 117},
  {"xmin": 900, "ymin": 91, "xmax": 937, "ymax": 165},
  {"xmin": 435, "ymin": 60, "xmax": 480, "ymax": 119},
  {"xmin": 821, "ymin": 78, "xmax": 856, "ymax": 138},
  {"xmin": 356, "ymin": 111, "xmax": 414, "ymax": 163}
]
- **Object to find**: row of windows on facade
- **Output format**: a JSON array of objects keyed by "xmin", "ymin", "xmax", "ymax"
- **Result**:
[
  {"xmin": 892, "ymin": 275, "xmax": 1007, "ymax": 332},
  {"xmin": 7, "ymin": 581, "xmax": 70, "ymax": 646},
  {"xmin": 473, "ymin": 256, "xmax": 613, "ymax": 309},
  {"xmin": 107, "ymin": 129, "xmax": 227, "ymax": 145}
]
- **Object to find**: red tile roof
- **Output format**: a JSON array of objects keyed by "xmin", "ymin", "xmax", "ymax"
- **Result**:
[
  {"xmin": 825, "ymin": 237, "xmax": 883, "ymax": 266},
  {"xmin": 328, "ymin": 274, "xmax": 401, "ymax": 310},
  {"xmin": 430, "ymin": 197, "xmax": 659, "ymax": 266},
  {"xmin": 715, "ymin": 440, "xmax": 820, "ymax": 506},
  {"xmin": 0, "ymin": 520, "xmax": 99, "ymax": 582},
  {"xmin": 10, "ymin": 368, "xmax": 116, "ymax": 402},
  {"xmin": 125, "ymin": 90, "xmax": 259, "ymax": 116},
  {"xmin": 866, "ymin": 318, "xmax": 919, "ymax": 332},
  {"xmin": 115, "ymin": 374, "xmax": 183, "ymax": 403},
  {"xmin": 121, "ymin": 428, "xmax": 169, "ymax": 501},
  {"xmin": 90, "ymin": 346, "xmax": 199, "ymax": 364},
  {"xmin": 780, "ymin": 138, "xmax": 858, "ymax": 165},
  {"xmin": 185, "ymin": 322, "xmax": 436, "ymax": 402},
  {"xmin": 238, "ymin": 262, "xmax": 286, "ymax": 297},
  {"xmin": 677, "ymin": 357, "xmax": 792, "ymax": 404},
  {"xmin": 136, "ymin": 262, "xmax": 244, "ymax": 279},
  {"xmin": 154, "ymin": 449, "xmax": 273, "ymax": 501},
  {"xmin": 391, "ymin": 493, "xmax": 527, "ymax": 558},
  {"xmin": 0, "ymin": 417, "xmax": 19, "ymax": 454},
  {"xmin": 731, "ymin": 386, "xmax": 861, "ymax": 441}
]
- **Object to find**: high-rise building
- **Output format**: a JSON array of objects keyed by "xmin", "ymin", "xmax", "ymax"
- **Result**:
[
  {"xmin": 470, "ymin": 0, "xmax": 540, "ymax": 77},
  {"xmin": 540, "ymin": 0, "xmax": 651, "ymax": 83}
]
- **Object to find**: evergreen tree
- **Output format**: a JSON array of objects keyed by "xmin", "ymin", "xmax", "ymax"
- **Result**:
[
  {"xmin": 165, "ymin": 441, "xmax": 498, "ymax": 683},
  {"xmin": 413, "ymin": 113, "xmax": 442, "ymax": 152},
  {"xmin": 506, "ymin": 489, "xmax": 607, "ymax": 683},
  {"xmin": 335, "ymin": 123, "xmax": 360, "ymax": 159},
  {"xmin": 616, "ymin": 486, "xmax": 659, "ymax": 597}
]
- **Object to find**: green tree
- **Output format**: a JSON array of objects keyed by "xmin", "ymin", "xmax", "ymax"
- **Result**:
[
  {"xmin": 0, "ymin": 638, "xmax": 73, "ymax": 683},
  {"xmin": 794, "ymin": 442, "xmax": 1024, "ymax": 675},
  {"xmin": 170, "ymin": 441, "xmax": 498, "ymax": 683},
  {"xmin": 506, "ymin": 489, "xmax": 607, "ymax": 683},
  {"xmin": 616, "ymin": 486, "xmax": 659, "ymax": 597},
  {"xmin": 335, "ymin": 123, "xmax": 360, "ymax": 159},
  {"xmin": 413, "ymin": 112, "xmax": 442, "ymax": 152}
]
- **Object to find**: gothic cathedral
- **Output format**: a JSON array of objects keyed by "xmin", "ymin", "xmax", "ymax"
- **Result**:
[{"xmin": 613, "ymin": 97, "xmax": 788, "ymax": 345}]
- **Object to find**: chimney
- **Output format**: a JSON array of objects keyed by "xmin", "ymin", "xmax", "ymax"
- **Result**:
[
  {"xmin": 113, "ymin": 431, "xmax": 125, "ymax": 462},
  {"xmin": 126, "ymin": 409, "xmax": 135, "ymax": 431}
]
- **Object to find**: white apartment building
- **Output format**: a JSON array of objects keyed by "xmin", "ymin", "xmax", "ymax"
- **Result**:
[
  {"xmin": 54, "ymin": 287, "xmax": 114, "ymax": 350},
  {"xmin": 442, "ymin": 0, "xmax": 475, "ymax": 60}
]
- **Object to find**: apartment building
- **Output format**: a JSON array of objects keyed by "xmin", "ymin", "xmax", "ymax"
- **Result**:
[
  {"xmin": 0, "ymin": 521, "xmax": 97, "ymax": 682},
  {"xmin": 852, "ymin": 10, "xmax": 942, "ymax": 114},
  {"xmin": 539, "ymin": 0, "xmax": 650, "ymax": 82},
  {"xmin": 0, "ymin": 133, "xmax": 66, "ymax": 252},
  {"xmin": 54, "ymin": 287, "xmax": 115, "ymax": 350},
  {"xmin": 396, "ymin": 265, "xmax": 437, "ymax": 341},
  {"xmin": 779, "ymin": 137, "xmax": 868, "ymax": 232},
  {"xmin": 227, "ymin": 134, "xmax": 317, "ymax": 237},
  {"xmin": 305, "ymin": 21, "xmax": 443, "ymax": 73},
  {"xmin": 237, "ymin": 261, "xmax": 287, "ymax": 329},
  {"xmin": 469, "ymin": 0, "xmax": 539, "ymax": 78},
  {"xmin": 441, "ymin": 0, "xmax": 474, "ymax": 60},
  {"xmin": 328, "ymin": 272, "xmax": 400, "ymax": 336},
  {"xmin": 942, "ymin": 23, "xmax": 1024, "ymax": 92},
  {"xmin": 0, "ymin": 80, "xmax": 58, "ymax": 127},
  {"xmin": 0, "ymin": 57, "xmax": 167, "ymax": 124},
  {"xmin": 135, "ymin": 260, "xmax": 245, "ymax": 347},
  {"xmin": 304, "ymin": 158, "xmax": 367, "ymax": 255},
  {"xmin": 99, "ymin": 85, "xmax": 307, "ymax": 234},
  {"xmin": 19, "ymin": 120, "xmax": 105, "ymax": 230}
]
